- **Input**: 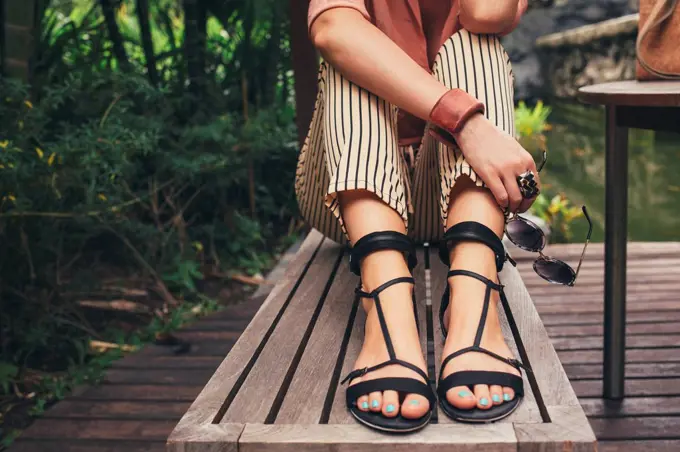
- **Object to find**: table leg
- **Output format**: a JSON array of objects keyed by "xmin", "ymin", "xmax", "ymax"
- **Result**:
[{"xmin": 603, "ymin": 105, "xmax": 628, "ymax": 400}]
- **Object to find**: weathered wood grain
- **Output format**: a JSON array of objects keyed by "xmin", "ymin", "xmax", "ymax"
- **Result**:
[
  {"xmin": 514, "ymin": 406, "xmax": 597, "ymax": 452},
  {"xmin": 167, "ymin": 424, "xmax": 243, "ymax": 452},
  {"xmin": 565, "ymin": 362, "xmax": 680, "ymax": 380},
  {"xmin": 11, "ymin": 440, "xmax": 166, "ymax": 452},
  {"xmin": 239, "ymin": 424, "xmax": 519, "ymax": 452},
  {"xmin": 540, "ymin": 310, "xmax": 680, "ymax": 326},
  {"xmin": 221, "ymin": 240, "xmax": 343, "ymax": 422},
  {"xmin": 24, "ymin": 419, "xmax": 176, "ymax": 440},
  {"xmin": 590, "ymin": 416, "xmax": 680, "ymax": 440},
  {"xmin": 552, "ymin": 334, "xmax": 680, "ymax": 351},
  {"xmin": 75, "ymin": 384, "xmax": 203, "ymax": 401},
  {"xmin": 558, "ymin": 348, "xmax": 680, "ymax": 364},
  {"xmin": 275, "ymin": 260, "xmax": 358, "ymax": 423},
  {"xmin": 546, "ymin": 322, "xmax": 680, "ymax": 338}
]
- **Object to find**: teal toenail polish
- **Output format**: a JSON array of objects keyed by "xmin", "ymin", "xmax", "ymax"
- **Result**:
[
  {"xmin": 409, "ymin": 400, "xmax": 420, "ymax": 406},
  {"xmin": 458, "ymin": 390, "xmax": 471, "ymax": 398},
  {"xmin": 361, "ymin": 401, "xmax": 369, "ymax": 409},
  {"xmin": 492, "ymin": 395, "xmax": 501, "ymax": 403},
  {"xmin": 371, "ymin": 400, "xmax": 380, "ymax": 408},
  {"xmin": 504, "ymin": 394, "xmax": 511, "ymax": 401},
  {"xmin": 386, "ymin": 404, "xmax": 396, "ymax": 413},
  {"xmin": 480, "ymin": 398, "xmax": 489, "ymax": 406}
]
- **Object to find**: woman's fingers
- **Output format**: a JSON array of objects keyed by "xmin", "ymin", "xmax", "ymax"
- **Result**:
[
  {"xmin": 484, "ymin": 172, "xmax": 510, "ymax": 211},
  {"xmin": 502, "ymin": 172, "xmax": 524, "ymax": 214}
]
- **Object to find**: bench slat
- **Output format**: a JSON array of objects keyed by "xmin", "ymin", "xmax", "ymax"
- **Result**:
[
  {"xmin": 239, "ymin": 424, "xmax": 519, "ymax": 452},
  {"xmin": 275, "ymin": 261, "xmax": 358, "ymax": 423},
  {"xmin": 221, "ymin": 239, "xmax": 343, "ymax": 423}
]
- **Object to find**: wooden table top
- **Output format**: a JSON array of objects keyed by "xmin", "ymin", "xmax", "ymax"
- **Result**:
[{"xmin": 578, "ymin": 80, "xmax": 680, "ymax": 107}]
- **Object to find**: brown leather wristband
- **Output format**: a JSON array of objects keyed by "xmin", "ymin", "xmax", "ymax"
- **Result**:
[{"xmin": 428, "ymin": 89, "xmax": 485, "ymax": 146}]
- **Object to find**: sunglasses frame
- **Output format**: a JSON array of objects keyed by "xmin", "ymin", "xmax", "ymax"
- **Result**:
[{"xmin": 506, "ymin": 206, "xmax": 593, "ymax": 286}]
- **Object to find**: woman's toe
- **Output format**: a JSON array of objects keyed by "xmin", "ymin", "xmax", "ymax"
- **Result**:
[
  {"xmin": 401, "ymin": 394, "xmax": 429, "ymax": 419},
  {"xmin": 357, "ymin": 394, "xmax": 370, "ymax": 412},
  {"xmin": 490, "ymin": 385, "xmax": 504, "ymax": 406},
  {"xmin": 382, "ymin": 390, "xmax": 400, "ymax": 418},
  {"xmin": 446, "ymin": 386, "xmax": 477, "ymax": 410},
  {"xmin": 369, "ymin": 391, "xmax": 382, "ymax": 412},
  {"xmin": 502, "ymin": 387, "xmax": 515, "ymax": 403},
  {"xmin": 474, "ymin": 384, "xmax": 492, "ymax": 410}
]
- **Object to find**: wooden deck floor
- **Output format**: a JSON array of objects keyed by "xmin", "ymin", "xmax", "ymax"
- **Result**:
[{"xmin": 9, "ymin": 242, "xmax": 680, "ymax": 452}]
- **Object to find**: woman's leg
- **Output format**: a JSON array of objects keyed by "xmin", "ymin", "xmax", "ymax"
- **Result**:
[
  {"xmin": 297, "ymin": 62, "xmax": 429, "ymax": 419},
  {"xmin": 433, "ymin": 31, "xmax": 520, "ymax": 410}
]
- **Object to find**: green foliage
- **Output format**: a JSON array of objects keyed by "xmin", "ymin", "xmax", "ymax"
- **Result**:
[
  {"xmin": 0, "ymin": 0, "xmax": 298, "ymax": 444},
  {"xmin": 515, "ymin": 100, "xmax": 552, "ymax": 155}
]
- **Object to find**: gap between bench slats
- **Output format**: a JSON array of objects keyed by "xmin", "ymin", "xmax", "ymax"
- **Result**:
[{"xmin": 220, "ymin": 239, "xmax": 344, "ymax": 423}]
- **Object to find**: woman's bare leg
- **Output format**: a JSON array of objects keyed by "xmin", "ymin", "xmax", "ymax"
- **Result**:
[
  {"xmin": 339, "ymin": 190, "xmax": 429, "ymax": 419},
  {"xmin": 440, "ymin": 176, "xmax": 519, "ymax": 410}
]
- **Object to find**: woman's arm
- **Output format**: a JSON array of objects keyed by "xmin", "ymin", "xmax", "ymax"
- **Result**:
[
  {"xmin": 310, "ymin": 7, "xmax": 537, "ymax": 213},
  {"xmin": 311, "ymin": 8, "xmax": 447, "ymax": 121}
]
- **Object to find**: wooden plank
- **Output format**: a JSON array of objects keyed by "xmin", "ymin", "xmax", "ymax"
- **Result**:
[
  {"xmin": 221, "ymin": 240, "xmax": 343, "ymax": 422},
  {"xmin": 546, "ymin": 322, "xmax": 680, "ymax": 338},
  {"xmin": 514, "ymin": 406, "xmax": 597, "ymax": 451},
  {"xmin": 11, "ymin": 440, "xmax": 166, "ymax": 452},
  {"xmin": 530, "ymin": 298, "xmax": 680, "ymax": 314},
  {"xmin": 510, "ymin": 242, "xmax": 680, "ymax": 261},
  {"xmin": 22, "ymin": 419, "xmax": 176, "ymax": 440},
  {"xmin": 167, "ymin": 424, "xmax": 244, "ymax": 452},
  {"xmin": 565, "ymin": 362, "xmax": 680, "ymax": 380},
  {"xmin": 580, "ymin": 396, "xmax": 680, "ymax": 417},
  {"xmin": 539, "ymin": 310, "xmax": 680, "ymax": 326},
  {"xmin": 43, "ymin": 400, "xmax": 189, "ymax": 419},
  {"xmin": 275, "ymin": 260, "xmax": 358, "ymax": 423},
  {"xmin": 598, "ymin": 440, "xmax": 680, "ymax": 452},
  {"xmin": 498, "ymin": 262, "xmax": 580, "ymax": 407},
  {"xmin": 104, "ymin": 369, "xmax": 215, "ymax": 386},
  {"xmin": 558, "ymin": 348, "xmax": 680, "ymax": 364},
  {"xmin": 552, "ymin": 334, "xmax": 680, "ymax": 351},
  {"xmin": 590, "ymin": 416, "xmax": 680, "ymax": 440},
  {"xmin": 238, "ymin": 424, "xmax": 518, "ymax": 452},
  {"xmin": 429, "ymin": 255, "xmax": 542, "ymax": 424},
  {"xmin": 74, "ymin": 385, "xmax": 202, "ymax": 401},
  {"xmin": 113, "ymin": 355, "xmax": 224, "ymax": 370},
  {"xmin": 573, "ymin": 378, "xmax": 680, "ymax": 397},
  {"xmin": 527, "ymin": 281, "xmax": 680, "ymax": 298},
  {"xmin": 167, "ymin": 231, "xmax": 324, "ymax": 442}
]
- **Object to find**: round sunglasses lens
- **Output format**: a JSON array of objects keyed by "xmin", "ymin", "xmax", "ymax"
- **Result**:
[
  {"xmin": 506, "ymin": 219, "xmax": 545, "ymax": 252},
  {"xmin": 534, "ymin": 259, "xmax": 575, "ymax": 285}
]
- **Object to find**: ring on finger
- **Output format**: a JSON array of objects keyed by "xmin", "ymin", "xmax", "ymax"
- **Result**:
[{"xmin": 516, "ymin": 170, "xmax": 540, "ymax": 199}]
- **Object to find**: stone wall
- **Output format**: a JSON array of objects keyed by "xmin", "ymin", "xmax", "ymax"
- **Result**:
[
  {"xmin": 536, "ymin": 15, "xmax": 638, "ymax": 98},
  {"xmin": 504, "ymin": 0, "xmax": 639, "ymax": 99}
]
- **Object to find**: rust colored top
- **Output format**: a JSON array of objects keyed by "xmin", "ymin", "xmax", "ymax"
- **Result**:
[{"xmin": 308, "ymin": 1, "xmax": 462, "ymax": 145}]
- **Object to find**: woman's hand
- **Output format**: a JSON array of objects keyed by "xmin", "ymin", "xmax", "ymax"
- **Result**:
[{"xmin": 453, "ymin": 113, "xmax": 539, "ymax": 213}]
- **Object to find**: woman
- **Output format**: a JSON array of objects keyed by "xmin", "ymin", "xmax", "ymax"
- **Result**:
[{"xmin": 295, "ymin": 0, "xmax": 536, "ymax": 432}]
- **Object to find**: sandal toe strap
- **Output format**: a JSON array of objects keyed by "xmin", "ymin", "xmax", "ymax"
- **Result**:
[
  {"xmin": 438, "ymin": 370, "xmax": 524, "ymax": 398},
  {"xmin": 347, "ymin": 377, "xmax": 436, "ymax": 406}
]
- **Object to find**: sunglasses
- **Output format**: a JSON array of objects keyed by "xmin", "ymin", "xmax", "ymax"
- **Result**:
[{"xmin": 505, "ymin": 151, "xmax": 592, "ymax": 286}]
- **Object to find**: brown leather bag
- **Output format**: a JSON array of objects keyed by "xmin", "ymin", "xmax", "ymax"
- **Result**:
[{"xmin": 637, "ymin": 0, "xmax": 680, "ymax": 80}]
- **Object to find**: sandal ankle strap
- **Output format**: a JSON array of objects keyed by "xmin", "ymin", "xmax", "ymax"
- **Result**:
[
  {"xmin": 438, "ymin": 222, "xmax": 506, "ymax": 272},
  {"xmin": 350, "ymin": 231, "xmax": 417, "ymax": 275}
]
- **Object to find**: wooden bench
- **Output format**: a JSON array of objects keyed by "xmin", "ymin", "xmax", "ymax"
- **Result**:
[{"xmin": 167, "ymin": 230, "xmax": 597, "ymax": 451}]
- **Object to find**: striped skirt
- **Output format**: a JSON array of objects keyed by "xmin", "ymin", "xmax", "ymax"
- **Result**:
[{"xmin": 295, "ymin": 29, "xmax": 515, "ymax": 244}]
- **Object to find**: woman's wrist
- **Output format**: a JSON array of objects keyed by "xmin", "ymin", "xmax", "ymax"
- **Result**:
[{"xmin": 428, "ymin": 89, "xmax": 485, "ymax": 145}]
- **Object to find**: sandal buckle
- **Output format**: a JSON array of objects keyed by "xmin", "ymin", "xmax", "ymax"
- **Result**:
[
  {"xmin": 510, "ymin": 359, "xmax": 533, "ymax": 375},
  {"xmin": 341, "ymin": 367, "xmax": 369, "ymax": 385}
]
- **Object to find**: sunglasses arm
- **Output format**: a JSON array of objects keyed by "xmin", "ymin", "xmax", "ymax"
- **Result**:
[{"xmin": 571, "ymin": 206, "xmax": 593, "ymax": 286}]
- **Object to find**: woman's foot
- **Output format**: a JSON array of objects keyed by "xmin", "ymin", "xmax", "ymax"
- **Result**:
[
  {"xmin": 350, "ymin": 276, "xmax": 430, "ymax": 420},
  {"xmin": 441, "ymin": 242, "xmax": 520, "ymax": 411}
]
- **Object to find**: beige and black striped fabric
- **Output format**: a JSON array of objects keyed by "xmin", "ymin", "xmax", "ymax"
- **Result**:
[{"xmin": 295, "ymin": 29, "xmax": 515, "ymax": 244}]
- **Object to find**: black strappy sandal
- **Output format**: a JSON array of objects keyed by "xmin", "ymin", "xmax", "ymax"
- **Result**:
[
  {"xmin": 341, "ymin": 231, "xmax": 436, "ymax": 433},
  {"xmin": 436, "ymin": 222, "xmax": 529, "ymax": 423}
]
